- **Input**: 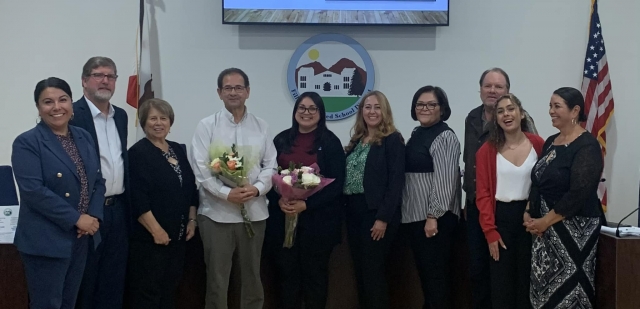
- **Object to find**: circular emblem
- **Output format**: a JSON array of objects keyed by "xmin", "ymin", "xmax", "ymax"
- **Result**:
[
  {"xmin": 3, "ymin": 208, "xmax": 12, "ymax": 216},
  {"xmin": 287, "ymin": 34, "xmax": 375, "ymax": 121}
]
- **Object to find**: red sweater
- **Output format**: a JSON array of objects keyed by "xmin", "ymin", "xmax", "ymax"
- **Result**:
[{"xmin": 475, "ymin": 132, "xmax": 545, "ymax": 243}]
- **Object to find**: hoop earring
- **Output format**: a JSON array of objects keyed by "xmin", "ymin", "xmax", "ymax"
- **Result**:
[
  {"xmin": 71, "ymin": 113, "xmax": 74, "ymax": 121},
  {"xmin": 571, "ymin": 118, "xmax": 577, "ymax": 125},
  {"xmin": 36, "ymin": 116, "xmax": 41, "ymax": 124}
]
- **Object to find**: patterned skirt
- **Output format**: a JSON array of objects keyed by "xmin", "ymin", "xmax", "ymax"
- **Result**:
[{"xmin": 530, "ymin": 200, "xmax": 601, "ymax": 309}]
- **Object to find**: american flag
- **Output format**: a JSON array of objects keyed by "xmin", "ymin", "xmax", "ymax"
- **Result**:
[{"xmin": 581, "ymin": 0, "xmax": 613, "ymax": 212}]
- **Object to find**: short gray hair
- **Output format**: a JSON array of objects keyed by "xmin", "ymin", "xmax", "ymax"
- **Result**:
[
  {"xmin": 82, "ymin": 56, "xmax": 117, "ymax": 78},
  {"xmin": 138, "ymin": 98, "xmax": 175, "ymax": 130}
]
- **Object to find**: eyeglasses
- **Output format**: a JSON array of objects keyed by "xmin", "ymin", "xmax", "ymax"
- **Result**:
[
  {"xmin": 89, "ymin": 73, "xmax": 118, "ymax": 82},
  {"xmin": 221, "ymin": 86, "xmax": 246, "ymax": 93},
  {"xmin": 415, "ymin": 102, "xmax": 439, "ymax": 111},
  {"xmin": 297, "ymin": 106, "xmax": 318, "ymax": 114}
]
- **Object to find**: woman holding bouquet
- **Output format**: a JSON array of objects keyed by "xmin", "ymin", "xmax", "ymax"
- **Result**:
[
  {"xmin": 476, "ymin": 93, "xmax": 543, "ymax": 308},
  {"xmin": 127, "ymin": 99, "xmax": 199, "ymax": 308},
  {"xmin": 343, "ymin": 90, "xmax": 405, "ymax": 309},
  {"xmin": 401, "ymin": 86, "xmax": 462, "ymax": 309},
  {"xmin": 265, "ymin": 92, "xmax": 346, "ymax": 309}
]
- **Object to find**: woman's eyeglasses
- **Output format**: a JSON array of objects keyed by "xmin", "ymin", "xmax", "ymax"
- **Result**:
[
  {"xmin": 415, "ymin": 102, "xmax": 439, "ymax": 110},
  {"xmin": 297, "ymin": 106, "xmax": 318, "ymax": 114}
]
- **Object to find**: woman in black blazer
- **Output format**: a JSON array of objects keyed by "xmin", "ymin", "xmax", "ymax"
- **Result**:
[
  {"xmin": 343, "ymin": 90, "xmax": 405, "ymax": 309},
  {"xmin": 265, "ymin": 92, "xmax": 346, "ymax": 309},
  {"xmin": 127, "ymin": 99, "xmax": 199, "ymax": 309}
]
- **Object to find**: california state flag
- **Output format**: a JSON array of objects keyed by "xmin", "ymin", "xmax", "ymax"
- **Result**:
[{"xmin": 127, "ymin": 0, "xmax": 154, "ymax": 141}]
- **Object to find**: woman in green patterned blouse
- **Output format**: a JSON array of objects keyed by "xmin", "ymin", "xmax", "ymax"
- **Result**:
[{"xmin": 343, "ymin": 90, "xmax": 406, "ymax": 309}]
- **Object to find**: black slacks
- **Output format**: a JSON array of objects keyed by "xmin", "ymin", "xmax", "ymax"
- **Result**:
[
  {"xmin": 274, "ymin": 237, "xmax": 334, "ymax": 309},
  {"xmin": 345, "ymin": 194, "xmax": 399, "ymax": 309},
  {"xmin": 490, "ymin": 200, "xmax": 532, "ymax": 309},
  {"xmin": 127, "ymin": 239, "xmax": 186, "ymax": 309},
  {"xmin": 405, "ymin": 211, "xmax": 458, "ymax": 309},
  {"xmin": 466, "ymin": 199, "xmax": 492, "ymax": 309},
  {"xmin": 76, "ymin": 197, "xmax": 129, "ymax": 309}
]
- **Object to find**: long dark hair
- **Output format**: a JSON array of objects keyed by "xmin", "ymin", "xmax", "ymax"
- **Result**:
[
  {"xmin": 282, "ymin": 92, "xmax": 327, "ymax": 154},
  {"xmin": 488, "ymin": 93, "xmax": 530, "ymax": 149}
]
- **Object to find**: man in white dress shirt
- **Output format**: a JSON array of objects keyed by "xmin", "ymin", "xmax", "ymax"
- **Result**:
[
  {"xmin": 70, "ymin": 57, "xmax": 129, "ymax": 309},
  {"xmin": 190, "ymin": 68, "xmax": 277, "ymax": 309}
]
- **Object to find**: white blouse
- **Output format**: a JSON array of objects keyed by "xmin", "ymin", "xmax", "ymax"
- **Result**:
[{"xmin": 495, "ymin": 147, "xmax": 537, "ymax": 202}]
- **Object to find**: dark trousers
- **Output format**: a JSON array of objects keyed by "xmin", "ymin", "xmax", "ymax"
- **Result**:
[
  {"xmin": 21, "ymin": 236, "xmax": 88, "ymax": 309},
  {"xmin": 406, "ymin": 211, "xmax": 458, "ymax": 309},
  {"xmin": 274, "ymin": 239, "xmax": 333, "ymax": 309},
  {"xmin": 490, "ymin": 201, "xmax": 532, "ymax": 309},
  {"xmin": 466, "ymin": 199, "xmax": 492, "ymax": 309},
  {"xmin": 345, "ymin": 194, "xmax": 398, "ymax": 309},
  {"xmin": 127, "ymin": 239, "xmax": 186, "ymax": 309},
  {"xmin": 76, "ymin": 197, "xmax": 129, "ymax": 309}
]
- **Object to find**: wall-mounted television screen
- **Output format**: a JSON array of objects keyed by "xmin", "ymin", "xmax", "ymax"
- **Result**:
[{"xmin": 222, "ymin": 0, "xmax": 449, "ymax": 26}]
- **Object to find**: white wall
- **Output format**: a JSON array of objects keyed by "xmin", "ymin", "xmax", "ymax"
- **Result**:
[{"xmin": 1, "ymin": 0, "xmax": 638, "ymax": 224}]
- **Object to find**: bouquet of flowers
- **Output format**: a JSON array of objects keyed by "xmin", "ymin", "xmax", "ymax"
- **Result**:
[
  {"xmin": 209, "ymin": 143, "xmax": 255, "ymax": 238},
  {"xmin": 272, "ymin": 162, "xmax": 334, "ymax": 248}
]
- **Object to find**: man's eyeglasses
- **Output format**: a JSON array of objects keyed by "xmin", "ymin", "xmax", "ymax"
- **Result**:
[
  {"xmin": 297, "ymin": 106, "xmax": 318, "ymax": 114},
  {"xmin": 221, "ymin": 86, "xmax": 246, "ymax": 93},
  {"xmin": 415, "ymin": 102, "xmax": 439, "ymax": 111},
  {"xmin": 89, "ymin": 73, "xmax": 118, "ymax": 82}
]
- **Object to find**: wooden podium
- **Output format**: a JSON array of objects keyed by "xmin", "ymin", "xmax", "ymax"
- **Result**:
[
  {"xmin": 595, "ymin": 232, "xmax": 640, "ymax": 309},
  {"xmin": 0, "ymin": 244, "xmax": 28, "ymax": 309}
]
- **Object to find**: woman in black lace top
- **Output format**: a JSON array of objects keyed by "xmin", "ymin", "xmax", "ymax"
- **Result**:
[
  {"xmin": 525, "ymin": 87, "xmax": 605, "ymax": 309},
  {"xmin": 127, "ymin": 99, "xmax": 199, "ymax": 309}
]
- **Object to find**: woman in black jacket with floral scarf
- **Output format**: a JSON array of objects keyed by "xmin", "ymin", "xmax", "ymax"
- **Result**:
[{"xmin": 265, "ymin": 91, "xmax": 346, "ymax": 309}]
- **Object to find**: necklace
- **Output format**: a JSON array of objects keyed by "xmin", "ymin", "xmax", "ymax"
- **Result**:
[{"xmin": 506, "ymin": 137, "xmax": 527, "ymax": 150}]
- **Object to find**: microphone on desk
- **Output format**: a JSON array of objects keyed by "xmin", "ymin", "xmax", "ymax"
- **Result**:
[{"xmin": 616, "ymin": 207, "xmax": 640, "ymax": 238}]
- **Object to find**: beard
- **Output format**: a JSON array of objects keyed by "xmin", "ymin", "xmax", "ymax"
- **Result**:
[{"xmin": 92, "ymin": 89, "xmax": 113, "ymax": 101}]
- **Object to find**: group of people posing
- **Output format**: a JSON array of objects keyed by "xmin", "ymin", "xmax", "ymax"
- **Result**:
[{"xmin": 11, "ymin": 56, "xmax": 606, "ymax": 309}]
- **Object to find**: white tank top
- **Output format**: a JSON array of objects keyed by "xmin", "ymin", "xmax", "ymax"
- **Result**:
[{"xmin": 495, "ymin": 147, "xmax": 537, "ymax": 202}]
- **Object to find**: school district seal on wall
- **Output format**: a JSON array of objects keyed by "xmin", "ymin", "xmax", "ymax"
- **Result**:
[{"xmin": 287, "ymin": 33, "xmax": 375, "ymax": 121}]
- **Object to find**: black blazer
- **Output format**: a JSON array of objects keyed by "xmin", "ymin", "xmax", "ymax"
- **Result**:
[
  {"xmin": 69, "ymin": 96, "xmax": 129, "ymax": 194},
  {"xmin": 266, "ymin": 128, "xmax": 346, "ymax": 251},
  {"xmin": 346, "ymin": 131, "xmax": 405, "ymax": 224},
  {"xmin": 128, "ymin": 138, "xmax": 199, "ymax": 242}
]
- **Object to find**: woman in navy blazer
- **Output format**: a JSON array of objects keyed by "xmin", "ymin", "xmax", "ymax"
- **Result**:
[
  {"xmin": 343, "ymin": 90, "xmax": 405, "ymax": 309},
  {"xmin": 11, "ymin": 77, "xmax": 105, "ymax": 309}
]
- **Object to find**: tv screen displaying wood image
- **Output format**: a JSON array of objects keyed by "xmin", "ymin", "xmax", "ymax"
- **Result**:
[{"xmin": 222, "ymin": 0, "xmax": 448, "ymax": 25}]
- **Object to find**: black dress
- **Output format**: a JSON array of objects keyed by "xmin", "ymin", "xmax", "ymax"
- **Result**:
[
  {"xmin": 127, "ymin": 138, "xmax": 199, "ymax": 309},
  {"xmin": 528, "ymin": 132, "xmax": 605, "ymax": 309}
]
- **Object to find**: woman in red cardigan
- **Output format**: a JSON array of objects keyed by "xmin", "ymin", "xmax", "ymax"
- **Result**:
[{"xmin": 475, "ymin": 93, "xmax": 544, "ymax": 309}]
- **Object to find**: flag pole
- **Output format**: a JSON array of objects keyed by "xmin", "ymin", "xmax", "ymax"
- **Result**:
[{"xmin": 134, "ymin": 20, "xmax": 140, "ymax": 128}]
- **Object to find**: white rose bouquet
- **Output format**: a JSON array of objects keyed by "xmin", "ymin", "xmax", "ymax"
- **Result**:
[{"xmin": 272, "ymin": 162, "xmax": 334, "ymax": 248}]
